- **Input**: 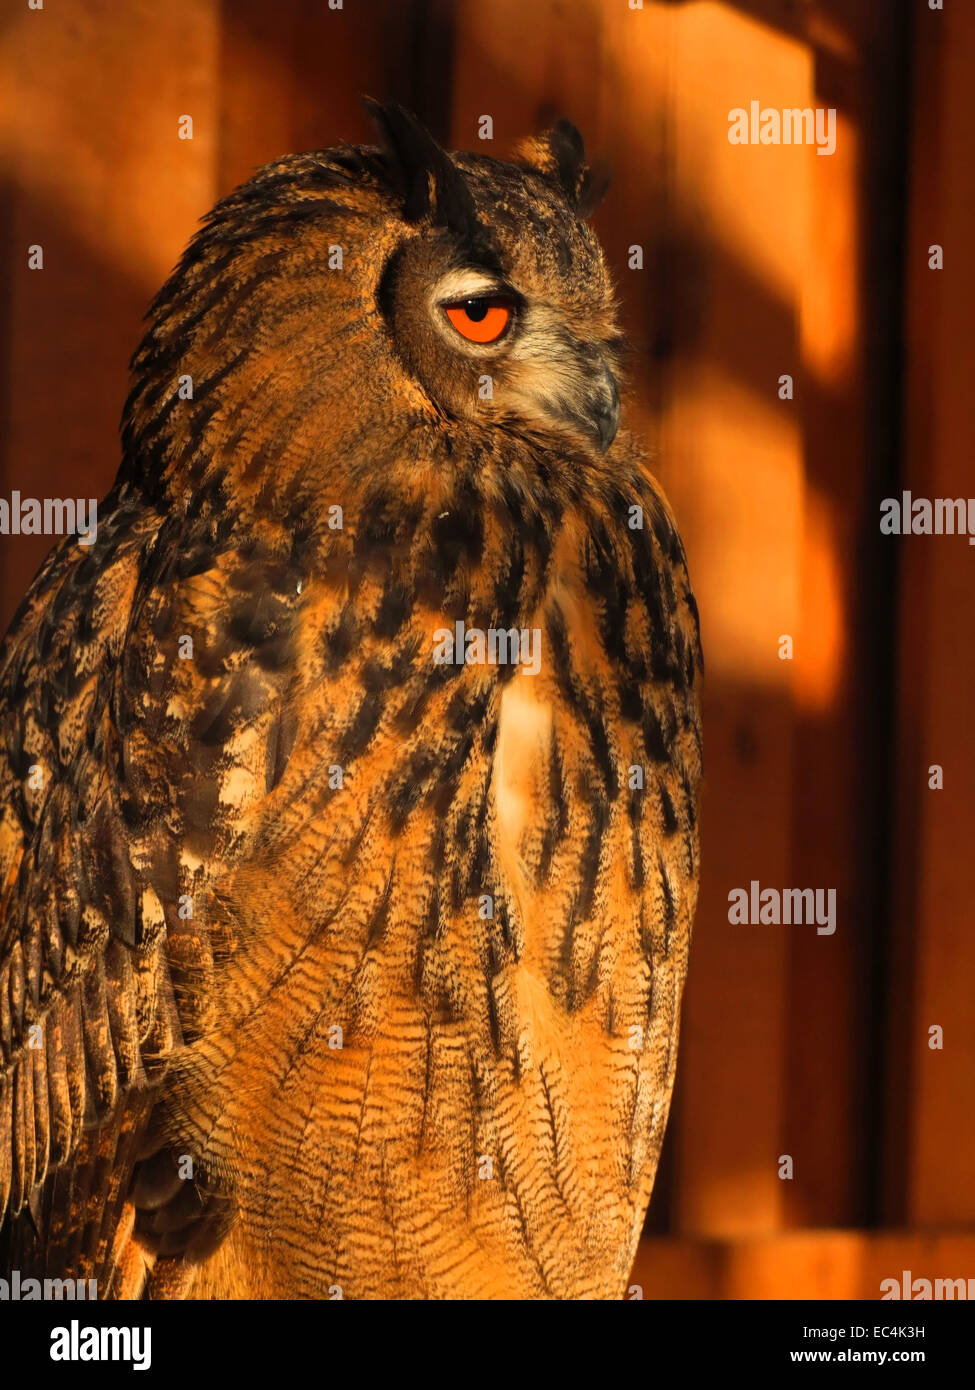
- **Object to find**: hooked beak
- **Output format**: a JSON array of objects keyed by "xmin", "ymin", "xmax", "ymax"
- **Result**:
[
  {"xmin": 563, "ymin": 347, "xmax": 620, "ymax": 452},
  {"xmin": 590, "ymin": 357, "xmax": 621, "ymax": 452}
]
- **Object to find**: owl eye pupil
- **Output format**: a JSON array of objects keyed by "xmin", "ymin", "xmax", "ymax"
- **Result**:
[{"xmin": 464, "ymin": 298, "xmax": 489, "ymax": 322}]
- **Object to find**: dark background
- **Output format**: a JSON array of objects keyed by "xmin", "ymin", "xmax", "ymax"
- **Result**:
[{"xmin": 1, "ymin": 0, "xmax": 972, "ymax": 1297}]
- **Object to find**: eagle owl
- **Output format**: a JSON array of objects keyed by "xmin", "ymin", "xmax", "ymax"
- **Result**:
[{"xmin": 0, "ymin": 104, "xmax": 701, "ymax": 1300}]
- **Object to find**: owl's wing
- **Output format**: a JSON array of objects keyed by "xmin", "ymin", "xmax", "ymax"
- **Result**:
[{"xmin": 0, "ymin": 487, "xmax": 302, "ymax": 1295}]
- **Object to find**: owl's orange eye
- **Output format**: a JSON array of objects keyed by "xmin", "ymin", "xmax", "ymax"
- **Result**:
[{"xmin": 444, "ymin": 298, "xmax": 512, "ymax": 344}]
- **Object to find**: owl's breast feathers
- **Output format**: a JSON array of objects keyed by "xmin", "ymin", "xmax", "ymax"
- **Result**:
[{"xmin": 0, "ymin": 439, "xmax": 701, "ymax": 1298}]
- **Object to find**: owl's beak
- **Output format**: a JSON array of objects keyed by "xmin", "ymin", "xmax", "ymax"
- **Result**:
[
  {"xmin": 589, "ymin": 358, "xmax": 621, "ymax": 452},
  {"xmin": 567, "ymin": 349, "xmax": 620, "ymax": 452}
]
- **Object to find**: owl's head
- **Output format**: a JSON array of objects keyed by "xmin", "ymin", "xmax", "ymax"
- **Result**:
[
  {"xmin": 123, "ymin": 103, "xmax": 624, "ymax": 508},
  {"xmin": 367, "ymin": 102, "xmax": 621, "ymax": 455}
]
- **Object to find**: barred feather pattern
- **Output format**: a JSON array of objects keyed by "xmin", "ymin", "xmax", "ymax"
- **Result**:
[{"xmin": 0, "ymin": 118, "xmax": 701, "ymax": 1299}]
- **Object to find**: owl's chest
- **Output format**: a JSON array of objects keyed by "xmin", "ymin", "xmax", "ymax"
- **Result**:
[{"xmin": 204, "ymin": 562, "xmax": 680, "ymax": 1297}]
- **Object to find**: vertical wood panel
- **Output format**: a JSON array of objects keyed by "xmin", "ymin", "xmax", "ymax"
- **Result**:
[
  {"xmin": 785, "ymin": 0, "xmax": 908, "ymax": 1230},
  {"xmin": 216, "ymin": 0, "xmax": 425, "ymax": 192},
  {"xmin": 887, "ymin": 0, "xmax": 975, "ymax": 1228},
  {"xmin": 651, "ymin": 1, "xmax": 806, "ymax": 1237},
  {"xmin": 447, "ymin": 0, "xmax": 602, "ymax": 153},
  {"xmin": 0, "ymin": 0, "xmax": 221, "ymax": 631}
]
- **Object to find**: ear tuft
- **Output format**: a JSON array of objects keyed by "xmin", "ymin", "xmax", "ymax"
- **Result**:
[
  {"xmin": 362, "ymin": 97, "xmax": 480, "ymax": 239},
  {"xmin": 514, "ymin": 118, "xmax": 611, "ymax": 218}
]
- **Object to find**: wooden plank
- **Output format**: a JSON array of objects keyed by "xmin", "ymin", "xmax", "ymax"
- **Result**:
[
  {"xmin": 446, "ymin": 0, "xmax": 602, "ymax": 153},
  {"xmin": 0, "ymin": 0, "xmax": 221, "ymax": 632},
  {"xmin": 885, "ymin": 0, "xmax": 975, "ymax": 1228},
  {"xmin": 216, "ymin": 0, "xmax": 425, "ymax": 192},
  {"xmin": 645, "ymin": 0, "xmax": 809, "ymax": 1237},
  {"xmin": 783, "ymin": 0, "xmax": 910, "ymax": 1229}
]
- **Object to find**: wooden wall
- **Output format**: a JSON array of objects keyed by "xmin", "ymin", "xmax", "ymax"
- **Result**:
[
  {"xmin": 885, "ymin": 0, "xmax": 975, "ymax": 1233},
  {"xmin": 1, "ymin": 0, "xmax": 972, "ymax": 1298}
]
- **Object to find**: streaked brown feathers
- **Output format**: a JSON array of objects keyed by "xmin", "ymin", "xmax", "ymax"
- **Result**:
[{"xmin": 0, "ymin": 104, "xmax": 701, "ymax": 1299}]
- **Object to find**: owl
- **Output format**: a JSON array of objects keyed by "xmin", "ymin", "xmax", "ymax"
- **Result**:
[{"xmin": 0, "ymin": 103, "xmax": 702, "ymax": 1300}]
